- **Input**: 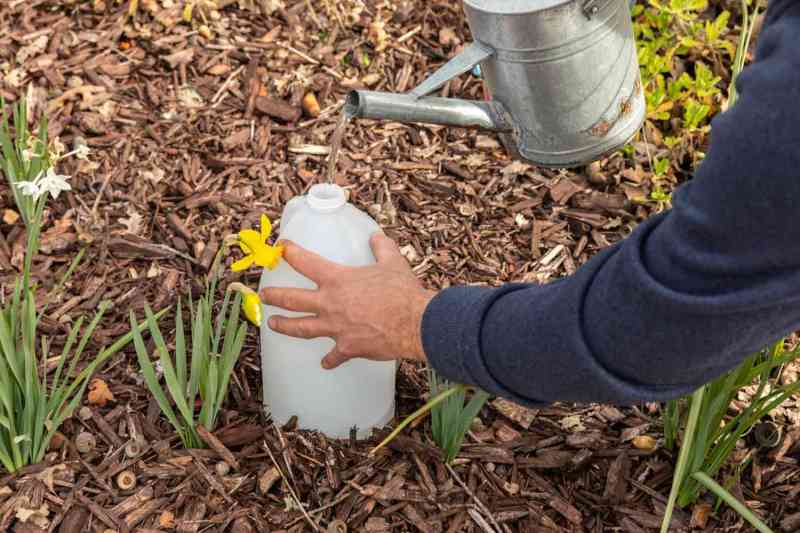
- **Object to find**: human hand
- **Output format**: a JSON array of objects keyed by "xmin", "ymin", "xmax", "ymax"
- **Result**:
[{"xmin": 260, "ymin": 233, "xmax": 436, "ymax": 369}]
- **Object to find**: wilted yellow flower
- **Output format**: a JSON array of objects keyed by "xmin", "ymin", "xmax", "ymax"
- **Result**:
[
  {"xmin": 227, "ymin": 283, "xmax": 262, "ymax": 327},
  {"xmin": 230, "ymin": 214, "xmax": 283, "ymax": 272}
]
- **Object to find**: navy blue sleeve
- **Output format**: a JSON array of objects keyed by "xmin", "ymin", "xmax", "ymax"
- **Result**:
[{"xmin": 421, "ymin": 0, "xmax": 800, "ymax": 406}]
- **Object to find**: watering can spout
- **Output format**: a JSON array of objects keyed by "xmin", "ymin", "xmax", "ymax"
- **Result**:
[
  {"xmin": 344, "ymin": 40, "xmax": 511, "ymax": 133},
  {"xmin": 344, "ymin": 90, "xmax": 513, "ymax": 133}
]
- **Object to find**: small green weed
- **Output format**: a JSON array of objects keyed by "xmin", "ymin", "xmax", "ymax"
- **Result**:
[
  {"xmin": 429, "ymin": 371, "xmax": 490, "ymax": 463},
  {"xmin": 371, "ymin": 372, "xmax": 489, "ymax": 464}
]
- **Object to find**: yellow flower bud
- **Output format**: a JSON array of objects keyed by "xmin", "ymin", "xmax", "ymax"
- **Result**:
[{"xmin": 227, "ymin": 283, "xmax": 262, "ymax": 327}]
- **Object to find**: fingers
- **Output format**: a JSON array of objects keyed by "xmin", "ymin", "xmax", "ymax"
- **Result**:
[
  {"xmin": 268, "ymin": 316, "xmax": 331, "ymax": 339},
  {"xmin": 280, "ymin": 240, "xmax": 342, "ymax": 283},
  {"xmin": 369, "ymin": 233, "xmax": 409, "ymax": 270},
  {"xmin": 260, "ymin": 287, "xmax": 320, "ymax": 313},
  {"xmin": 321, "ymin": 346, "xmax": 352, "ymax": 370}
]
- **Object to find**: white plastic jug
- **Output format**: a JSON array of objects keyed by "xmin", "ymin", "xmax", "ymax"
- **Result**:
[{"xmin": 259, "ymin": 183, "xmax": 396, "ymax": 438}]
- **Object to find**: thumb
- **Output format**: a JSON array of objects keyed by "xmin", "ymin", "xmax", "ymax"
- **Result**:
[
  {"xmin": 369, "ymin": 233, "xmax": 408, "ymax": 269},
  {"xmin": 321, "ymin": 346, "xmax": 352, "ymax": 370}
]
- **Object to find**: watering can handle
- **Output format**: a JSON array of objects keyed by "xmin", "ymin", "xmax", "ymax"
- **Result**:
[{"xmin": 408, "ymin": 41, "xmax": 495, "ymax": 99}]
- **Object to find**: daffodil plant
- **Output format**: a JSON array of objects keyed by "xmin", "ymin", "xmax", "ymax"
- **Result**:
[
  {"xmin": 226, "ymin": 213, "xmax": 284, "ymax": 328},
  {"xmin": 131, "ymin": 252, "xmax": 247, "ymax": 449},
  {"xmin": 0, "ymin": 99, "xmax": 147, "ymax": 473}
]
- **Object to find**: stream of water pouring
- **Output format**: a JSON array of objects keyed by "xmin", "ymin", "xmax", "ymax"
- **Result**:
[{"xmin": 325, "ymin": 110, "xmax": 352, "ymax": 184}]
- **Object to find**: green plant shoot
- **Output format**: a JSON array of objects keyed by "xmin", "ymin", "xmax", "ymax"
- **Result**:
[
  {"xmin": 130, "ymin": 273, "xmax": 248, "ymax": 449},
  {"xmin": 371, "ymin": 371, "xmax": 489, "ymax": 464}
]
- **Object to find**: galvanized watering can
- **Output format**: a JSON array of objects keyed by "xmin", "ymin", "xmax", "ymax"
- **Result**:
[{"xmin": 346, "ymin": 0, "xmax": 645, "ymax": 168}]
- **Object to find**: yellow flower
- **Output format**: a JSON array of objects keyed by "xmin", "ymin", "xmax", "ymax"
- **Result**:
[
  {"xmin": 231, "ymin": 214, "xmax": 283, "ymax": 272},
  {"xmin": 227, "ymin": 283, "xmax": 262, "ymax": 327}
]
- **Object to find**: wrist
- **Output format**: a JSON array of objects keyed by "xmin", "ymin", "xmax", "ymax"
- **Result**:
[{"xmin": 410, "ymin": 289, "xmax": 436, "ymax": 363}]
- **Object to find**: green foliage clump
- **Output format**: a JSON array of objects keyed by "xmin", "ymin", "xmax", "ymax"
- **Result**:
[
  {"xmin": 428, "ymin": 371, "xmax": 490, "ymax": 464},
  {"xmin": 0, "ymin": 100, "xmax": 142, "ymax": 473},
  {"xmin": 131, "ymin": 260, "xmax": 247, "ymax": 449},
  {"xmin": 632, "ymin": 0, "xmax": 750, "ymax": 181}
]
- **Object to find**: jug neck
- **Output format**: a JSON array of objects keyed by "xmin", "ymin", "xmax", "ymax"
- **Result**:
[{"xmin": 307, "ymin": 183, "xmax": 347, "ymax": 213}]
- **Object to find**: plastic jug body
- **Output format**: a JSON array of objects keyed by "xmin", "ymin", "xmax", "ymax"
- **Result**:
[{"xmin": 259, "ymin": 184, "xmax": 396, "ymax": 438}]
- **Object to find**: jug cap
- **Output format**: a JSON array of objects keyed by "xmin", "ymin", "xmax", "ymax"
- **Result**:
[{"xmin": 307, "ymin": 183, "xmax": 347, "ymax": 212}]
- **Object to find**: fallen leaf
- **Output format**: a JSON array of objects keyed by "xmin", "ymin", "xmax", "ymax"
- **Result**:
[
  {"xmin": 87, "ymin": 378, "xmax": 114, "ymax": 406},
  {"xmin": 35, "ymin": 464, "xmax": 68, "ymax": 492},
  {"xmin": 207, "ymin": 63, "xmax": 231, "ymax": 76},
  {"xmin": 141, "ymin": 167, "xmax": 165, "ymax": 183},
  {"xmin": 16, "ymin": 503, "xmax": 49, "ymax": 528},
  {"xmin": 120, "ymin": 208, "xmax": 143, "ymax": 235},
  {"xmin": 367, "ymin": 20, "xmax": 388, "ymax": 52},
  {"xmin": 631, "ymin": 435, "xmax": 657, "ymax": 451},
  {"xmin": 439, "ymin": 27, "xmax": 460, "ymax": 47},
  {"xmin": 3, "ymin": 209, "xmax": 19, "ymax": 225},
  {"xmin": 690, "ymin": 502, "xmax": 712, "ymax": 528},
  {"xmin": 39, "ymin": 218, "xmax": 76, "ymax": 254},
  {"xmin": 177, "ymin": 86, "xmax": 204, "ymax": 108},
  {"xmin": 361, "ymin": 73, "xmax": 381, "ymax": 87},
  {"xmin": 302, "ymin": 92, "xmax": 321, "ymax": 117},
  {"xmin": 159, "ymin": 510, "xmax": 176, "ymax": 528},
  {"xmin": 560, "ymin": 415, "xmax": 586, "ymax": 432},
  {"xmin": 5, "ymin": 68, "xmax": 26, "ymax": 88},
  {"xmin": 492, "ymin": 398, "xmax": 538, "ymax": 429},
  {"xmin": 475, "ymin": 135, "xmax": 501, "ymax": 150},
  {"xmin": 16, "ymin": 35, "xmax": 48, "ymax": 64},
  {"xmin": 501, "ymin": 160, "xmax": 531, "ymax": 176}
]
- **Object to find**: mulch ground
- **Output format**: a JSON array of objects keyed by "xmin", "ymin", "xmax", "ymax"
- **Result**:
[{"xmin": 1, "ymin": 0, "xmax": 798, "ymax": 531}]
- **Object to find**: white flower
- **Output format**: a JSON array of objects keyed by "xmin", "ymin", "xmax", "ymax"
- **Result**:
[
  {"xmin": 15, "ymin": 180, "xmax": 41, "ymax": 198},
  {"xmin": 36, "ymin": 168, "xmax": 71, "ymax": 199},
  {"xmin": 74, "ymin": 144, "xmax": 90, "ymax": 160}
]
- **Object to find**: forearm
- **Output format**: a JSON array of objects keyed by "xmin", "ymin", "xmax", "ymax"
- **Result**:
[{"xmin": 422, "ymin": 0, "xmax": 800, "ymax": 406}]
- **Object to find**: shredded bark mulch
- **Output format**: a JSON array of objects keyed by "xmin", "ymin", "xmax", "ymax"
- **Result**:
[{"xmin": 0, "ymin": 1, "xmax": 798, "ymax": 531}]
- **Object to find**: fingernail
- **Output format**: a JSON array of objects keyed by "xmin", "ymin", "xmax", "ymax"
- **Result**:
[
  {"xmin": 320, "ymin": 358, "xmax": 331, "ymax": 369},
  {"xmin": 268, "ymin": 317, "xmax": 276, "ymax": 329}
]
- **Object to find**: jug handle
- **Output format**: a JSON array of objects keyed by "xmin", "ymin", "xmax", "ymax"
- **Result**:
[{"xmin": 409, "ymin": 41, "xmax": 494, "ymax": 99}]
